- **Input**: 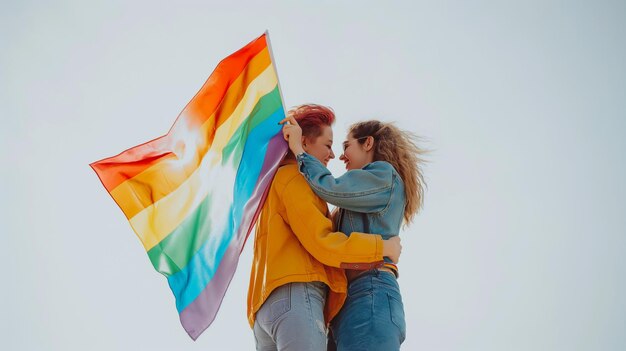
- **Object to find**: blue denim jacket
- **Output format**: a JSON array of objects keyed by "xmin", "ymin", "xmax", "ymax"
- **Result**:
[{"xmin": 296, "ymin": 153, "xmax": 405, "ymax": 263}]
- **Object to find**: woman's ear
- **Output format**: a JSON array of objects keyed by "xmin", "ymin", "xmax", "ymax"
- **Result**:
[
  {"xmin": 301, "ymin": 136, "xmax": 308, "ymax": 151},
  {"xmin": 363, "ymin": 136, "xmax": 375, "ymax": 151}
]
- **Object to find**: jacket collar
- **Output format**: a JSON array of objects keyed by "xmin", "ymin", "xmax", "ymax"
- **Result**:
[{"xmin": 279, "ymin": 156, "xmax": 297, "ymax": 167}]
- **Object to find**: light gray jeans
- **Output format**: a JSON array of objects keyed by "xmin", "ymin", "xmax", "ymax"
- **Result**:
[{"xmin": 253, "ymin": 281, "xmax": 329, "ymax": 351}]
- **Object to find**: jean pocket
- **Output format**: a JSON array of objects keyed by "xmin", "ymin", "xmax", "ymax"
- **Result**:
[
  {"xmin": 347, "ymin": 282, "xmax": 373, "ymax": 299},
  {"xmin": 307, "ymin": 282, "xmax": 328, "ymax": 305},
  {"xmin": 387, "ymin": 292, "xmax": 406, "ymax": 342},
  {"xmin": 258, "ymin": 284, "xmax": 292, "ymax": 324}
]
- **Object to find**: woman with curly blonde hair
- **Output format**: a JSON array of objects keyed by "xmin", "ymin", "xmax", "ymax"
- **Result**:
[{"xmin": 281, "ymin": 117, "xmax": 426, "ymax": 351}]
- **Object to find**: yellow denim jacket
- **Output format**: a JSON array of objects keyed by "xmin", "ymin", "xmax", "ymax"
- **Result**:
[{"xmin": 247, "ymin": 159, "xmax": 384, "ymax": 327}]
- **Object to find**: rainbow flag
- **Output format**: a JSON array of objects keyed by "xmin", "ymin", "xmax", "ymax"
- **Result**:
[{"xmin": 90, "ymin": 32, "xmax": 287, "ymax": 340}]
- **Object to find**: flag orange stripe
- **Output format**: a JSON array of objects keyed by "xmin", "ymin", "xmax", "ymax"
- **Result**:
[
  {"xmin": 90, "ymin": 35, "xmax": 269, "ymax": 192},
  {"xmin": 110, "ymin": 55, "xmax": 274, "ymax": 220}
]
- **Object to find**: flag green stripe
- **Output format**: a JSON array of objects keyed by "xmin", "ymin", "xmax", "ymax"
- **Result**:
[{"xmin": 147, "ymin": 87, "xmax": 282, "ymax": 276}]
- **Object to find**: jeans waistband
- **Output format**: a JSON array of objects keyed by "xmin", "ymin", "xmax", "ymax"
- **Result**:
[{"xmin": 346, "ymin": 267, "xmax": 396, "ymax": 283}]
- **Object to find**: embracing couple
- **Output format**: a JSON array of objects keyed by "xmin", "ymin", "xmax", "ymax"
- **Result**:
[{"xmin": 247, "ymin": 104, "xmax": 426, "ymax": 351}]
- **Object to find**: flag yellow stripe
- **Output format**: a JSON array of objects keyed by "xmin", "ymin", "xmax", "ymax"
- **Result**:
[
  {"xmin": 128, "ymin": 66, "xmax": 279, "ymax": 251},
  {"xmin": 110, "ymin": 48, "xmax": 272, "ymax": 219}
]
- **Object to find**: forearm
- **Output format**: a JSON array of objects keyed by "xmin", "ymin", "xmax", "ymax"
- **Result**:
[
  {"xmin": 296, "ymin": 153, "xmax": 392, "ymax": 212},
  {"xmin": 291, "ymin": 215, "xmax": 385, "ymax": 267},
  {"xmin": 282, "ymin": 176, "xmax": 385, "ymax": 267}
]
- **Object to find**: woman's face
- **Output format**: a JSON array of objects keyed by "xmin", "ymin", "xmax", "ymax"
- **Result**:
[
  {"xmin": 303, "ymin": 125, "xmax": 335, "ymax": 166},
  {"xmin": 339, "ymin": 133, "xmax": 373, "ymax": 170}
]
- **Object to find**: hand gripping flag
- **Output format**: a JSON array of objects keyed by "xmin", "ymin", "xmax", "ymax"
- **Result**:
[{"xmin": 90, "ymin": 32, "xmax": 287, "ymax": 340}]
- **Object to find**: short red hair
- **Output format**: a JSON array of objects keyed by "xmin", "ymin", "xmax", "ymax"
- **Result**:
[{"xmin": 288, "ymin": 104, "xmax": 335, "ymax": 139}]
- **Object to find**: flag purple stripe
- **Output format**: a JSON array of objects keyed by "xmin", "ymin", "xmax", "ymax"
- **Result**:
[{"xmin": 179, "ymin": 134, "xmax": 287, "ymax": 340}]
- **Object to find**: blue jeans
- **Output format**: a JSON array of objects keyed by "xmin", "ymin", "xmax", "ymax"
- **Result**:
[
  {"xmin": 253, "ymin": 282, "xmax": 329, "ymax": 351},
  {"xmin": 330, "ymin": 270, "xmax": 406, "ymax": 351}
]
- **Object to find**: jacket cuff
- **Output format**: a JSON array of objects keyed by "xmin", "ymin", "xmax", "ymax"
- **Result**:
[
  {"xmin": 296, "ymin": 152, "xmax": 307, "ymax": 173},
  {"xmin": 376, "ymin": 234, "xmax": 383, "ymax": 259}
]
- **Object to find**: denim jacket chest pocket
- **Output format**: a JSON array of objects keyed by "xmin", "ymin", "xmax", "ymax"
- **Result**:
[{"xmin": 340, "ymin": 176, "xmax": 404, "ymax": 240}]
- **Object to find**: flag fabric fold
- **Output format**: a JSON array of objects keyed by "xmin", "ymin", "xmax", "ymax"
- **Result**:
[{"xmin": 90, "ymin": 32, "xmax": 287, "ymax": 340}]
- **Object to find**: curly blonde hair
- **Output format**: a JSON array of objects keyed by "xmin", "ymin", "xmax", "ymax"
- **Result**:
[{"xmin": 349, "ymin": 120, "xmax": 427, "ymax": 224}]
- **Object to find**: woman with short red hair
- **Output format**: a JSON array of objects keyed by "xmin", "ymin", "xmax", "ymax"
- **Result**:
[{"xmin": 248, "ymin": 104, "xmax": 401, "ymax": 351}]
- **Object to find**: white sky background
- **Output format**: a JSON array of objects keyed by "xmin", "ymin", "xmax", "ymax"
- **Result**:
[{"xmin": 2, "ymin": 0, "xmax": 625, "ymax": 350}]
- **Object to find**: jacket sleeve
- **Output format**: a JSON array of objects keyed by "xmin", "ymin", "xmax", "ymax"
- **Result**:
[
  {"xmin": 296, "ymin": 152, "xmax": 394, "ymax": 213},
  {"xmin": 280, "ymin": 173, "xmax": 385, "ymax": 269}
]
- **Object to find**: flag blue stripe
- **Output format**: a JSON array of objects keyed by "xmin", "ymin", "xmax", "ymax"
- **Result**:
[{"xmin": 167, "ymin": 106, "xmax": 285, "ymax": 312}]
